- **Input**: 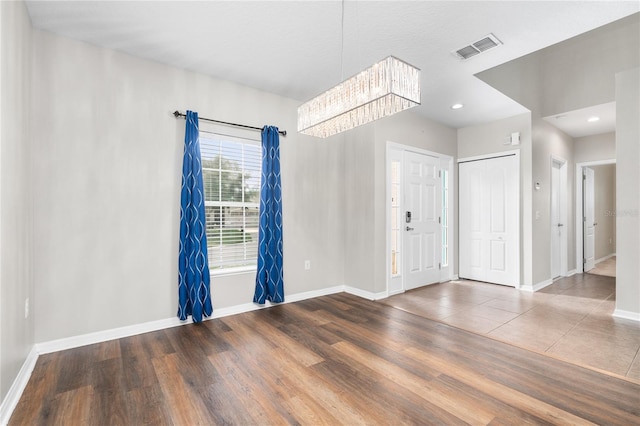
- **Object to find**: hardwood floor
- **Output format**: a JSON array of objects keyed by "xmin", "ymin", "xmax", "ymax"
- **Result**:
[{"xmin": 10, "ymin": 292, "xmax": 640, "ymax": 425}]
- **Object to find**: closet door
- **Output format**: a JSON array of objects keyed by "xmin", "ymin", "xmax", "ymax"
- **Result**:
[{"xmin": 459, "ymin": 155, "xmax": 519, "ymax": 287}]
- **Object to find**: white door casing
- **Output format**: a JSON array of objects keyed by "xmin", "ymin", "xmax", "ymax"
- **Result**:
[
  {"xmin": 403, "ymin": 151, "xmax": 441, "ymax": 290},
  {"xmin": 584, "ymin": 167, "xmax": 596, "ymax": 272},
  {"xmin": 459, "ymin": 154, "xmax": 519, "ymax": 287},
  {"xmin": 551, "ymin": 161, "xmax": 562, "ymax": 278}
]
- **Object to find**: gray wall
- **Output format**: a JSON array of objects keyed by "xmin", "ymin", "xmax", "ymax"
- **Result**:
[
  {"xmin": 0, "ymin": 0, "xmax": 34, "ymax": 403},
  {"xmin": 592, "ymin": 164, "xmax": 616, "ymax": 261},
  {"xmin": 31, "ymin": 29, "xmax": 346, "ymax": 343},
  {"xmin": 342, "ymin": 111, "xmax": 457, "ymax": 295},
  {"xmin": 615, "ymin": 68, "xmax": 639, "ymax": 316},
  {"xmin": 540, "ymin": 14, "xmax": 639, "ymax": 117},
  {"xmin": 476, "ymin": 14, "xmax": 638, "ymax": 291},
  {"xmin": 373, "ymin": 112, "xmax": 457, "ymax": 293},
  {"xmin": 458, "ymin": 112, "xmax": 533, "ymax": 287},
  {"xmin": 574, "ymin": 132, "xmax": 616, "ymax": 163},
  {"xmin": 532, "ymin": 118, "xmax": 575, "ymax": 283}
]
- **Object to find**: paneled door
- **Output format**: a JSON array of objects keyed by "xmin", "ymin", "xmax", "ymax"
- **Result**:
[
  {"xmin": 459, "ymin": 154, "xmax": 519, "ymax": 287},
  {"xmin": 403, "ymin": 152, "xmax": 441, "ymax": 290},
  {"xmin": 583, "ymin": 167, "xmax": 595, "ymax": 272}
]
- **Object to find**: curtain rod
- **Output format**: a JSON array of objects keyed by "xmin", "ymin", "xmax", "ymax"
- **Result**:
[{"xmin": 173, "ymin": 111, "xmax": 287, "ymax": 137}]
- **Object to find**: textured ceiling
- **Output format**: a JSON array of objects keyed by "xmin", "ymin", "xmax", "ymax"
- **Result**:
[{"xmin": 25, "ymin": 1, "xmax": 639, "ymax": 130}]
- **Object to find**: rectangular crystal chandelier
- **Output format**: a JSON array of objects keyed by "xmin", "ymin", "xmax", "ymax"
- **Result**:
[{"xmin": 297, "ymin": 56, "xmax": 421, "ymax": 138}]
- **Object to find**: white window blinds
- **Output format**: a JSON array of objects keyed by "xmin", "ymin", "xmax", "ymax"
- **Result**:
[{"xmin": 200, "ymin": 131, "xmax": 261, "ymax": 271}]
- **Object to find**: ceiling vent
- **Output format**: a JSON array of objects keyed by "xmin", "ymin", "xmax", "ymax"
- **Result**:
[{"xmin": 453, "ymin": 33, "xmax": 502, "ymax": 60}]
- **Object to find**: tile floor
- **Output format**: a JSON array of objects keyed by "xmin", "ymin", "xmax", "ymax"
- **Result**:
[
  {"xmin": 589, "ymin": 255, "xmax": 616, "ymax": 277},
  {"xmin": 380, "ymin": 273, "xmax": 640, "ymax": 381}
]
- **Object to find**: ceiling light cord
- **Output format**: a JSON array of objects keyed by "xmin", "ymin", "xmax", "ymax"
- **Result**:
[{"xmin": 340, "ymin": 0, "xmax": 345, "ymax": 81}]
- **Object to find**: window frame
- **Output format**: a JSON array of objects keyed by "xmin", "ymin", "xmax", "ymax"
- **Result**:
[{"xmin": 199, "ymin": 129, "xmax": 261, "ymax": 276}]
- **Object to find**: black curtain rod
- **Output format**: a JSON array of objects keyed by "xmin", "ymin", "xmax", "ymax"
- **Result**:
[{"xmin": 173, "ymin": 111, "xmax": 287, "ymax": 137}]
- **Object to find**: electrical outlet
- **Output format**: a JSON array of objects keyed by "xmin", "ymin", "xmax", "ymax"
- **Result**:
[
  {"xmin": 304, "ymin": 260, "xmax": 311, "ymax": 270},
  {"xmin": 24, "ymin": 298, "xmax": 29, "ymax": 319}
]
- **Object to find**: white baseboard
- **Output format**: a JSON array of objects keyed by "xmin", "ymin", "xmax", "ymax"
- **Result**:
[
  {"xmin": 595, "ymin": 253, "xmax": 616, "ymax": 264},
  {"xmin": 38, "ymin": 285, "xmax": 345, "ymax": 355},
  {"xmin": 1, "ymin": 283, "xmax": 359, "ymax": 422},
  {"xmin": 566, "ymin": 269, "xmax": 577, "ymax": 277},
  {"xmin": 344, "ymin": 286, "xmax": 387, "ymax": 301},
  {"xmin": 612, "ymin": 309, "xmax": 640, "ymax": 322},
  {"xmin": 520, "ymin": 278, "xmax": 553, "ymax": 293},
  {"xmin": 0, "ymin": 346, "xmax": 38, "ymax": 426},
  {"xmin": 452, "ymin": 274, "xmax": 460, "ymax": 280},
  {"xmin": 37, "ymin": 316, "xmax": 184, "ymax": 355}
]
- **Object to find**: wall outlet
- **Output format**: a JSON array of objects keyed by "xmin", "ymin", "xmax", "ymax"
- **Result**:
[
  {"xmin": 304, "ymin": 260, "xmax": 311, "ymax": 270},
  {"xmin": 24, "ymin": 297, "xmax": 29, "ymax": 319}
]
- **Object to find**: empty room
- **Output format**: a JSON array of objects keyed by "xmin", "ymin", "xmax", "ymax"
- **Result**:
[{"xmin": 1, "ymin": 1, "xmax": 639, "ymax": 424}]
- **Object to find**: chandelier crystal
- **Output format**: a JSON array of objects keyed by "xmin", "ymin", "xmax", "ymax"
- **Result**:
[{"xmin": 297, "ymin": 56, "xmax": 421, "ymax": 138}]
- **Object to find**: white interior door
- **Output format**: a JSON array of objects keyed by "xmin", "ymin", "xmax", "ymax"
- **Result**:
[
  {"xmin": 459, "ymin": 160, "xmax": 486, "ymax": 281},
  {"xmin": 459, "ymin": 154, "xmax": 519, "ymax": 287},
  {"xmin": 584, "ymin": 167, "xmax": 595, "ymax": 272},
  {"xmin": 551, "ymin": 162, "xmax": 562, "ymax": 278},
  {"xmin": 403, "ymin": 152, "xmax": 441, "ymax": 290}
]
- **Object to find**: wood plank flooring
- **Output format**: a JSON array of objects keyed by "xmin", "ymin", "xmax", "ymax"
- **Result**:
[{"xmin": 10, "ymin": 292, "xmax": 640, "ymax": 425}]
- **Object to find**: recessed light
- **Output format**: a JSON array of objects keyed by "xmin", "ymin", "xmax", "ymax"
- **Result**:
[
  {"xmin": 587, "ymin": 116, "xmax": 600, "ymax": 122},
  {"xmin": 451, "ymin": 103, "xmax": 464, "ymax": 110}
]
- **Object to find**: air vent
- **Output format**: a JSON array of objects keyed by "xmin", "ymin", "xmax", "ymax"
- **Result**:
[{"xmin": 453, "ymin": 33, "xmax": 502, "ymax": 60}]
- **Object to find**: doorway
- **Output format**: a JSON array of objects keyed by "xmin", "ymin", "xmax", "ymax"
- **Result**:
[
  {"xmin": 583, "ymin": 166, "xmax": 596, "ymax": 272},
  {"xmin": 550, "ymin": 157, "xmax": 568, "ymax": 278},
  {"xmin": 386, "ymin": 143, "xmax": 453, "ymax": 296},
  {"xmin": 575, "ymin": 160, "xmax": 616, "ymax": 274}
]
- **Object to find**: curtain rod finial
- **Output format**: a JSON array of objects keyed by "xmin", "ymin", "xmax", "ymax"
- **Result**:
[{"xmin": 173, "ymin": 110, "xmax": 183, "ymax": 118}]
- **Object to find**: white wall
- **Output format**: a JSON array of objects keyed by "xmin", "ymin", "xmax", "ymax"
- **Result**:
[
  {"xmin": 574, "ymin": 132, "xmax": 616, "ymax": 163},
  {"xmin": 615, "ymin": 68, "xmax": 639, "ymax": 318},
  {"xmin": 0, "ymin": 0, "xmax": 34, "ymax": 403},
  {"xmin": 31, "ymin": 29, "xmax": 346, "ymax": 342},
  {"xmin": 592, "ymin": 164, "xmax": 616, "ymax": 261},
  {"xmin": 458, "ymin": 112, "xmax": 533, "ymax": 287}
]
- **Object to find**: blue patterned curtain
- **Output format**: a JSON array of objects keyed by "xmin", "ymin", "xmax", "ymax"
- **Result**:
[
  {"xmin": 178, "ymin": 110, "xmax": 213, "ymax": 322},
  {"xmin": 253, "ymin": 126, "xmax": 284, "ymax": 304}
]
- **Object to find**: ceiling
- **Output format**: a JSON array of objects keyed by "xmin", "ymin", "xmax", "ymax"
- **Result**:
[
  {"xmin": 25, "ymin": 1, "xmax": 639, "ymax": 131},
  {"xmin": 542, "ymin": 102, "xmax": 616, "ymax": 139}
]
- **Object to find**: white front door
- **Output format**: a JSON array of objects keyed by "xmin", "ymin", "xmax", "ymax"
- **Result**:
[
  {"xmin": 551, "ymin": 161, "xmax": 562, "ymax": 278},
  {"xmin": 459, "ymin": 154, "xmax": 519, "ymax": 287},
  {"xmin": 403, "ymin": 151, "xmax": 441, "ymax": 290},
  {"xmin": 584, "ymin": 167, "xmax": 596, "ymax": 272}
]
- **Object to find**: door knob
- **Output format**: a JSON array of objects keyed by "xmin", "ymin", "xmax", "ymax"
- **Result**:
[
  {"xmin": 557, "ymin": 223, "xmax": 564, "ymax": 227},
  {"xmin": 406, "ymin": 226, "xmax": 414, "ymax": 231}
]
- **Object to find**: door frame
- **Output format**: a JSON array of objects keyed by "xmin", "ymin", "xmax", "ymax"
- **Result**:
[
  {"xmin": 575, "ymin": 159, "xmax": 615, "ymax": 274},
  {"xmin": 458, "ymin": 150, "xmax": 521, "ymax": 288},
  {"xmin": 386, "ymin": 142, "xmax": 454, "ymax": 296},
  {"xmin": 550, "ymin": 155, "xmax": 568, "ymax": 278}
]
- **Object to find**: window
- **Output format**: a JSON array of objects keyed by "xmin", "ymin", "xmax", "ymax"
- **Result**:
[
  {"xmin": 390, "ymin": 160, "xmax": 401, "ymax": 276},
  {"xmin": 200, "ymin": 131, "xmax": 261, "ymax": 273},
  {"xmin": 441, "ymin": 169, "xmax": 449, "ymax": 267}
]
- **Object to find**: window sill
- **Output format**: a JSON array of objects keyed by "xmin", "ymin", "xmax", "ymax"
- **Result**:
[{"xmin": 210, "ymin": 266, "xmax": 256, "ymax": 278}]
